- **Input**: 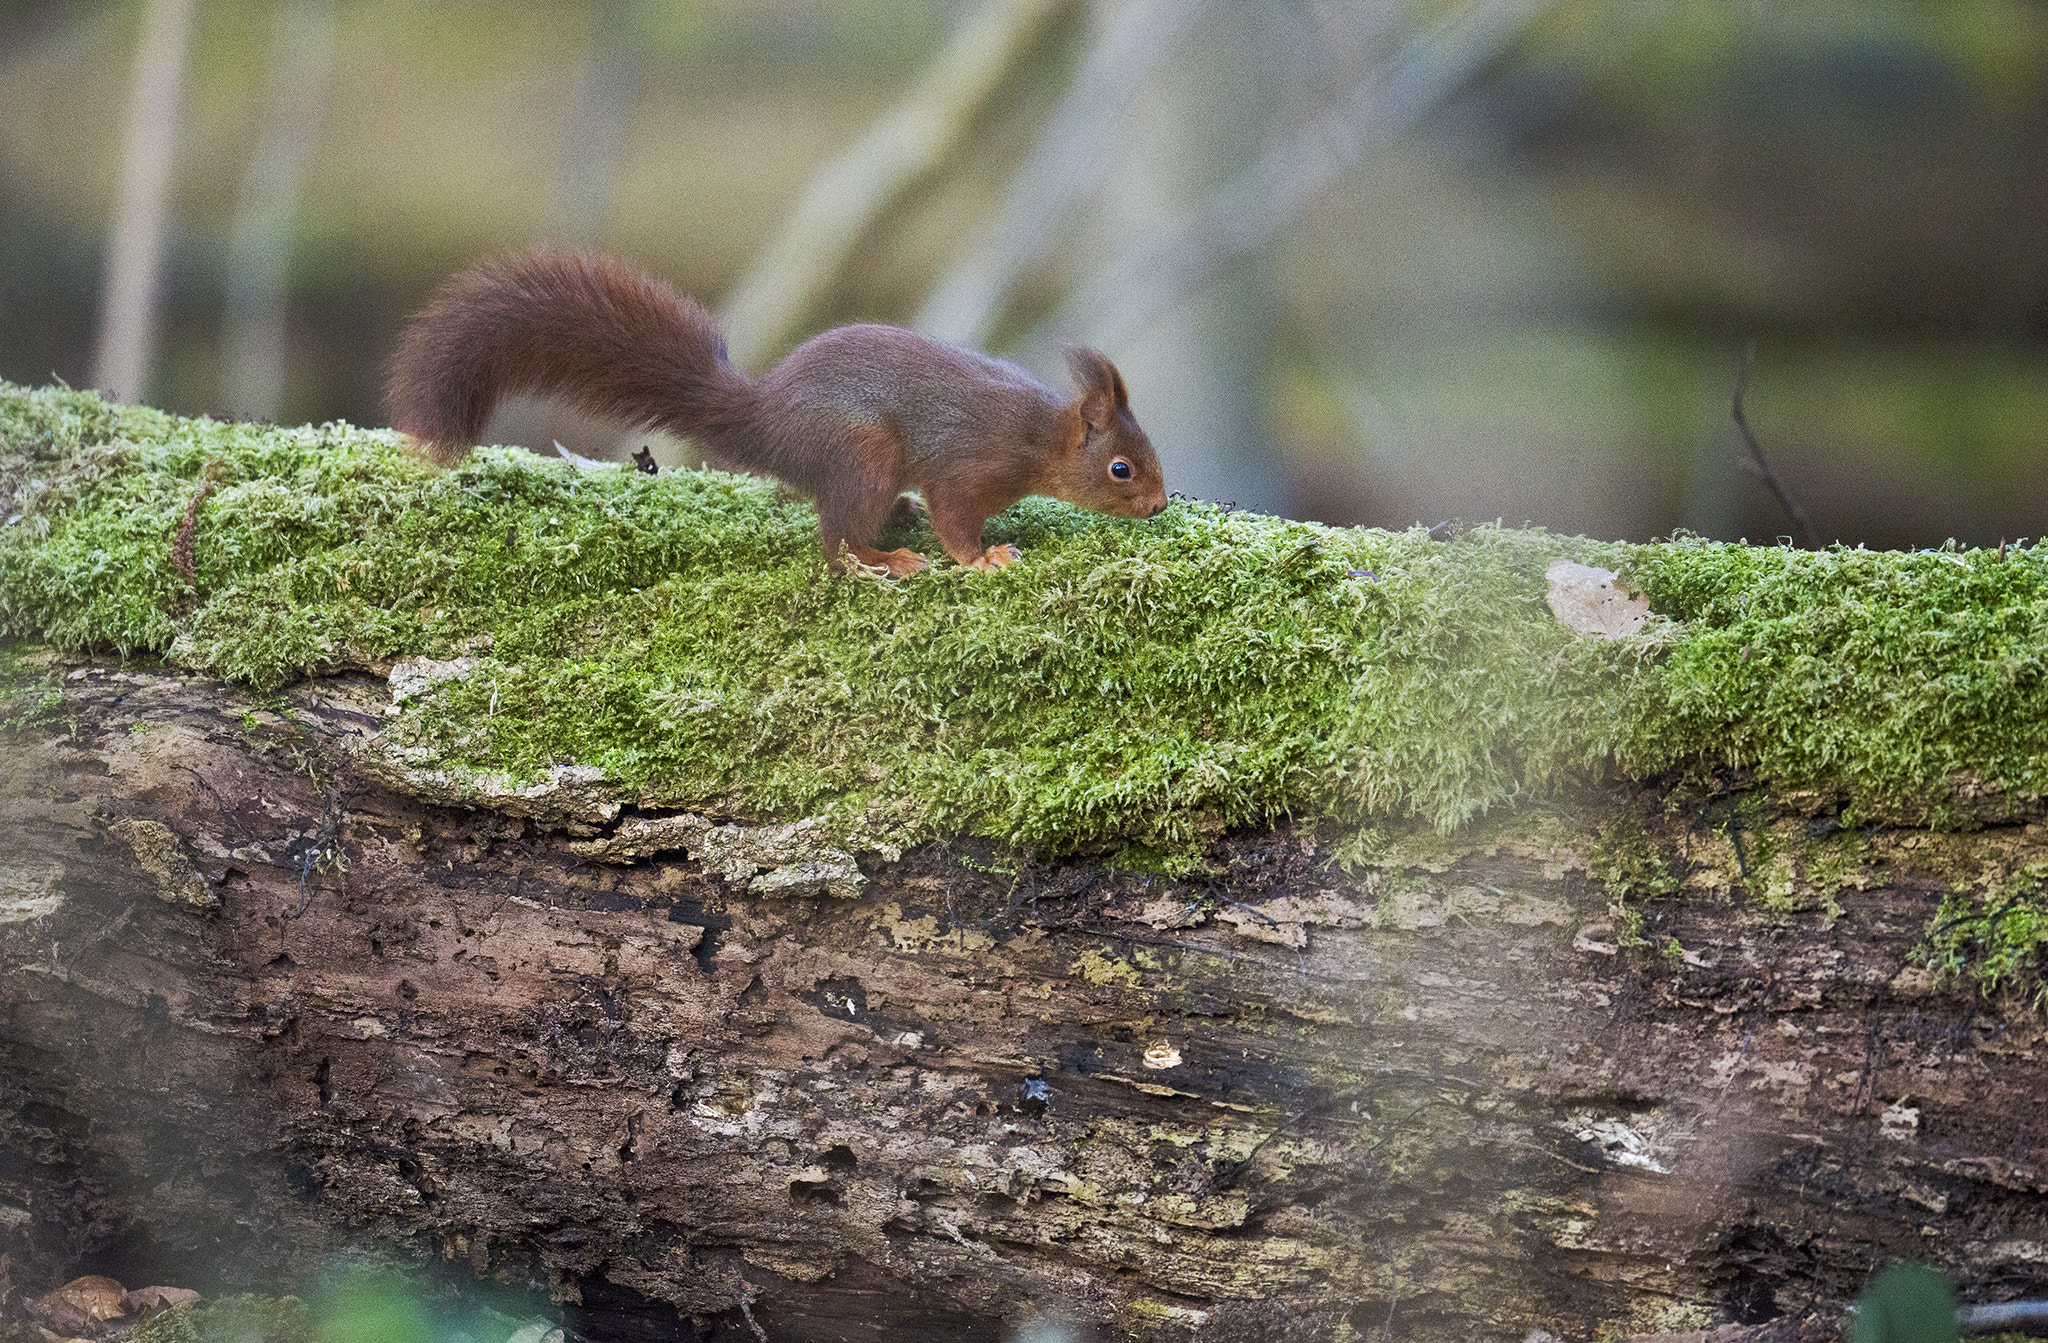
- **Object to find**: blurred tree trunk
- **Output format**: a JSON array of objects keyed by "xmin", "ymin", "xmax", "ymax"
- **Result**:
[
  {"xmin": 2, "ymin": 659, "xmax": 2044, "ymax": 1343},
  {"xmin": 89, "ymin": 0, "xmax": 197, "ymax": 405},
  {"xmin": 221, "ymin": 0, "xmax": 337, "ymax": 424},
  {"xmin": 485, "ymin": 0, "xmax": 650, "ymax": 464},
  {"xmin": 548, "ymin": 0, "xmax": 645, "ymax": 247},
  {"xmin": 1017, "ymin": 0, "xmax": 1556, "ymax": 515}
]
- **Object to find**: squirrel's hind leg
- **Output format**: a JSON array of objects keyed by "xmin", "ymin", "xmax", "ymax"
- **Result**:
[
  {"xmin": 837, "ymin": 545, "xmax": 927, "ymax": 578},
  {"xmin": 817, "ymin": 432, "xmax": 926, "ymax": 577},
  {"xmin": 925, "ymin": 489, "xmax": 1018, "ymax": 571}
]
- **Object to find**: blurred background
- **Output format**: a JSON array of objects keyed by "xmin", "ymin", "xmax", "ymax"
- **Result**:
[{"xmin": 1, "ymin": 0, "xmax": 2044, "ymax": 547}]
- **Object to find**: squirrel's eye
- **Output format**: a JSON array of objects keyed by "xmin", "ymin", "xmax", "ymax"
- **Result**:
[{"xmin": 1110, "ymin": 459, "xmax": 1132, "ymax": 481}]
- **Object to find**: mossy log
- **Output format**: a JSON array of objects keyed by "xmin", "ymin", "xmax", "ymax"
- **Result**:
[{"xmin": 3, "ymin": 384, "xmax": 2047, "ymax": 1341}]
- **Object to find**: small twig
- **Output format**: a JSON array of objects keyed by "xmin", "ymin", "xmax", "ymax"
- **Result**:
[
  {"xmin": 1490, "ymin": 1135, "xmax": 1603, "ymax": 1175},
  {"xmin": 1201, "ymin": 881, "xmax": 1309, "ymax": 975},
  {"xmin": 738, "ymin": 1292, "xmax": 769, "ymax": 1343},
  {"xmin": 170, "ymin": 472, "xmax": 217, "ymax": 592},
  {"xmin": 1211, "ymin": 1112, "xmax": 1296, "ymax": 1189},
  {"xmin": 1732, "ymin": 341, "xmax": 1820, "ymax": 549},
  {"xmin": 1959, "ymin": 1299, "xmax": 2048, "ymax": 1335},
  {"xmin": 174, "ymin": 762, "xmax": 247, "ymax": 836},
  {"xmin": 293, "ymin": 789, "xmax": 352, "ymax": 917},
  {"xmin": 1723, "ymin": 794, "xmax": 1753, "ymax": 893},
  {"xmin": 1207, "ymin": 882, "xmax": 1284, "ymax": 932},
  {"xmin": 1929, "ymin": 891, "xmax": 2030, "ymax": 942}
]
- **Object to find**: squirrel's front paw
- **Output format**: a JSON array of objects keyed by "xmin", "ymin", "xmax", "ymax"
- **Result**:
[{"xmin": 967, "ymin": 544, "xmax": 1021, "ymax": 572}]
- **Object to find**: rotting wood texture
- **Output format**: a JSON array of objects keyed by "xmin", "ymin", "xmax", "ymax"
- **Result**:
[{"xmin": 2, "ymin": 658, "xmax": 2045, "ymax": 1343}]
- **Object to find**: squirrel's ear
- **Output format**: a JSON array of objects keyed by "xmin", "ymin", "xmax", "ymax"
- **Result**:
[{"xmin": 1064, "ymin": 346, "xmax": 1128, "ymax": 430}]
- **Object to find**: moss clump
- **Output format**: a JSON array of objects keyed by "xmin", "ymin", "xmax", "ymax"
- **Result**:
[
  {"xmin": 1588, "ymin": 811, "xmax": 1687, "ymax": 944},
  {"xmin": 1623, "ymin": 539, "xmax": 2048, "ymax": 828},
  {"xmin": 1926, "ymin": 863, "xmax": 2048, "ymax": 1011},
  {"xmin": 4, "ymin": 380, "xmax": 2046, "ymax": 863},
  {"xmin": 129, "ymin": 1294, "xmax": 315, "ymax": 1343},
  {"xmin": 0, "ymin": 642, "xmax": 62, "ymax": 729}
]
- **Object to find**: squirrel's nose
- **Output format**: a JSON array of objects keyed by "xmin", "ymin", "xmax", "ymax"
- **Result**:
[{"xmin": 1149, "ymin": 500, "xmax": 1167, "ymax": 517}]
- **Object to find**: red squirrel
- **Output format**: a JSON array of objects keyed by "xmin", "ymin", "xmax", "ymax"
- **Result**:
[{"xmin": 386, "ymin": 248, "xmax": 1169, "ymax": 575}]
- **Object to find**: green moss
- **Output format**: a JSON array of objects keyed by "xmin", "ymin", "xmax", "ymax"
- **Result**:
[
  {"xmin": 1622, "ymin": 538, "xmax": 2048, "ymax": 826},
  {"xmin": 1588, "ymin": 812, "xmax": 1685, "ymax": 944},
  {"xmin": 1925, "ymin": 863, "xmax": 2048, "ymax": 1011},
  {"xmin": 5, "ymin": 380, "xmax": 2047, "ymax": 865},
  {"xmin": 129, "ymin": 1294, "xmax": 315, "ymax": 1343},
  {"xmin": 0, "ymin": 643, "xmax": 60, "ymax": 729},
  {"xmin": 1793, "ymin": 825, "xmax": 1869, "ymax": 922}
]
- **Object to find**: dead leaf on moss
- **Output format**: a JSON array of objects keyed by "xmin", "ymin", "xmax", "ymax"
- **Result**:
[
  {"xmin": 29, "ymin": 1274, "xmax": 128, "ymax": 1333},
  {"xmin": 122, "ymin": 1284, "xmax": 201, "ymax": 1315},
  {"xmin": 1545, "ymin": 559, "xmax": 1650, "ymax": 638}
]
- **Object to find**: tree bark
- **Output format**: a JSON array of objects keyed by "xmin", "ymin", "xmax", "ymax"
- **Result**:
[{"xmin": 3, "ymin": 654, "xmax": 2044, "ymax": 1342}]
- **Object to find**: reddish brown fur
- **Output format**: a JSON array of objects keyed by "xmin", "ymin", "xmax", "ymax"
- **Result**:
[{"xmin": 387, "ymin": 248, "xmax": 1168, "ymax": 573}]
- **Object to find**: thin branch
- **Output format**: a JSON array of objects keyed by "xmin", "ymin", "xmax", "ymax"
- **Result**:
[
  {"xmin": 914, "ymin": 0, "xmax": 1216, "ymax": 346},
  {"xmin": 1731, "ymin": 340, "xmax": 1821, "ymax": 549},
  {"xmin": 1017, "ymin": 0, "xmax": 1555, "ymax": 360},
  {"xmin": 738, "ymin": 1293, "xmax": 769, "ymax": 1343},
  {"xmin": 717, "ymin": 0, "xmax": 1077, "ymax": 369},
  {"xmin": 1958, "ymin": 1300, "xmax": 2048, "ymax": 1335}
]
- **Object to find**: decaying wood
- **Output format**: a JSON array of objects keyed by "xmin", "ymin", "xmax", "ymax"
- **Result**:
[{"xmin": 3, "ymin": 658, "xmax": 2045, "ymax": 1342}]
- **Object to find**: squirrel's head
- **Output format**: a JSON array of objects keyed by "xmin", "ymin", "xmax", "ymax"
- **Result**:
[{"xmin": 1053, "ymin": 347, "xmax": 1168, "ymax": 520}]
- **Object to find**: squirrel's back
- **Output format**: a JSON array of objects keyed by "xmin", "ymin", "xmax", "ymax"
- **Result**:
[
  {"xmin": 386, "ymin": 247, "xmax": 1165, "ymax": 576},
  {"xmin": 387, "ymin": 248, "xmax": 755, "ymax": 465}
]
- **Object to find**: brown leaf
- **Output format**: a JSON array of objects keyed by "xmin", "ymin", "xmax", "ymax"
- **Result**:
[
  {"xmin": 29, "ymin": 1274, "xmax": 127, "ymax": 1333},
  {"xmin": 121, "ymin": 1285, "xmax": 201, "ymax": 1315},
  {"xmin": 1545, "ymin": 559, "xmax": 1650, "ymax": 638}
]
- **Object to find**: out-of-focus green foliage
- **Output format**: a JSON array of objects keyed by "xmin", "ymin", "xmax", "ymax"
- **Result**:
[
  {"xmin": 1848, "ymin": 1262, "xmax": 1958, "ymax": 1343},
  {"xmin": 4, "ymin": 0, "xmax": 2043, "ymax": 545}
]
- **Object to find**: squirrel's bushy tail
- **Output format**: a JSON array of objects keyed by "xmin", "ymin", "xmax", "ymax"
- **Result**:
[{"xmin": 387, "ymin": 247, "xmax": 754, "ymax": 465}]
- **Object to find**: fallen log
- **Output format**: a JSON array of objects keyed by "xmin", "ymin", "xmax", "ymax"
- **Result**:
[{"xmin": 2, "ymin": 382, "xmax": 2045, "ymax": 1341}]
